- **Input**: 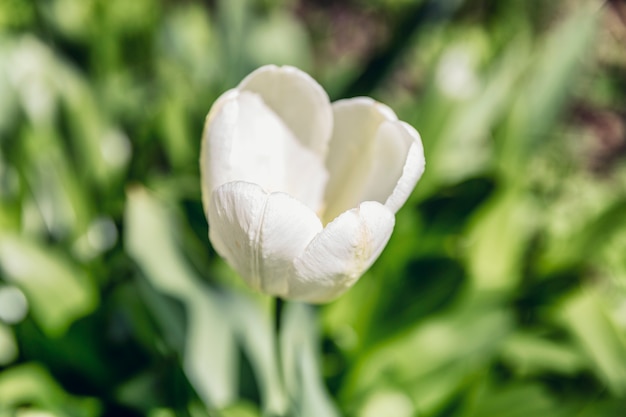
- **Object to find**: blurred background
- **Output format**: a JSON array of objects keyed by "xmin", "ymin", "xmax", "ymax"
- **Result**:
[{"xmin": 1, "ymin": 0, "xmax": 626, "ymax": 416}]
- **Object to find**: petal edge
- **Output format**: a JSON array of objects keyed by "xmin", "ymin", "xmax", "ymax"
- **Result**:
[
  {"xmin": 238, "ymin": 65, "xmax": 333, "ymax": 157},
  {"xmin": 290, "ymin": 201, "xmax": 395, "ymax": 303},
  {"xmin": 322, "ymin": 98, "xmax": 423, "ymax": 223},
  {"xmin": 208, "ymin": 181, "xmax": 323, "ymax": 297}
]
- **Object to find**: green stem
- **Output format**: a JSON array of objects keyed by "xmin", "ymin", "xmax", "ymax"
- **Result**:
[
  {"xmin": 274, "ymin": 297, "xmax": 288, "ymax": 415},
  {"xmin": 274, "ymin": 296, "xmax": 284, "ymax": 336}
]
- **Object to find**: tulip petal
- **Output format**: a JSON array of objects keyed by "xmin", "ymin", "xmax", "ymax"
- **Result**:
[
  {"xmin": 238, "ymin": 65, "xmax": 333, "ymax": 157},
  {"xmin": 201, "ymin": 91, "xmax": 328, "ymax": 214},
  {"xmin": 208, "ymin": 181, "xmax": 323, "ymax": 297},
  {"xmin": 289, "ymin": 201, "xmax": 395, "ymax": 303},
  {"xmin": 383, "ymin": 121, "xmax": 425, "ymax": 213},
  {"xmin": 321, "ymin": 98, "xmax": 424, "ymax": 224}
]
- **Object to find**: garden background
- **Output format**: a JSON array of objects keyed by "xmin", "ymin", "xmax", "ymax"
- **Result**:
[{"xmin": 1, "ymin": 0, "xmax": 626, "ymax": 416}]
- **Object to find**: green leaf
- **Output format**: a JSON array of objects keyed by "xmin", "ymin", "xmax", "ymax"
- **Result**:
[
  {"xmin": 59, "ymin": 67, "xmax": 131, "ymax": 186},
  {"xmin": 465, "ymin": 189, "xmax": 537, "ymax": 292},
  {"xmin": 0, "ymin": 322, "xmax": 18, "ymax": 366},
  {"xmin": 500, "ymin": 331, "xmax": 586, "ymax": 376},
  {"xmin": 469, "ymin": 383, "xmax": 574, "ymax": 417},
  {"xmin": 125, "ymin": 186, "xmax": 237, "ymax": 408},
  {"xmin": 558, "ymin": 290, "xmax": 626, "ymax": 395},
  {"xmin": 280, "ymin": 302, "xmax": 339, "ymax": 417},
  {"xmin": 218, "ymin": 402, "xmax": 261, "ymax": 417},
  {"xmin": 216, "ymin": 0, "xmax": 254, "ymax": 85},
  {"xmin": 541, "ymin": 196, "xmax": 626, "ymax": 274},
  {"xmin": 20, "ymin": 127, "xmax": 91, "ymax": 239},
  {"xmin": 225, "ymin": 294, "xmax": 288, "ymax": 416},
  {"xmin": 420, "ymin": 32, "xmax": 530, "ymax": 191},
  {"xmin": 246, "ymin": 11, "xmax": 312, "ymax": 71},
  {"xmin": 498, "ymin": 4, "xmax": 598, "ymax": 178},
  {"xmin": 343, "ymin": 295, "xmax": 512, "ymax": 415},
  {"xmin": 0, "ymin": 363, "xmax": 101, "ymax": 416},
  {"xmin": 0, "ymin": 235, "xmax": 98, "ymax": 336}
]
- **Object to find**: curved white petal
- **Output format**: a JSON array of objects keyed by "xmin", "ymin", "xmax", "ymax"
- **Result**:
[
  {"xmin": 208, "ymin": 181, "xmax": 266, "ymax": 290},
  {"xmin": 201, "ymin": 67, "xmax": 424, "ymax": 304},
  {"xmin": 322, "ymin": 98, "xmax": 424, "ymax": 224},
  {"xmin": 200, "ymin": 91, "xmax": 328, "ymax": 215},
  {"xmin": 289, "ymin": 201, "xmax": 395, "ymax": 303},
  {"xmin": 238, "ymin": 65, "xmax": 333, "ymax": 157},
  {"xmin": 383, "ymin": 122, "xmax": 425, "ymax": 213},
  {"xmin": 208, "ymin": 181, "xmax": 322, "ymax": 297}
]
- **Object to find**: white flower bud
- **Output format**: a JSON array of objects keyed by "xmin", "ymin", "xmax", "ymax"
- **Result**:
[{"xmin": 200, "ymin": 65, "xmax": 424, "ymax": 303}]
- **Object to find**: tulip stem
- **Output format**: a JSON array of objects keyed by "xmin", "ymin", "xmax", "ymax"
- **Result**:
[
  {"xmin": 274, "ymin": 297, "xmax": 284, "ymax": 335},
  {"xmin": 274, "ymin": 296, "xmax": 286, "ymax": 407}
]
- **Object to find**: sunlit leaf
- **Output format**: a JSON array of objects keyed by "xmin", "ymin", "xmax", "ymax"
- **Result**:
[
  {"xmin": 280, "ymin": 302, "xmax": 339, "ymax": 417},
  {"xmin": 125, "ymin": 186, "xmax": 237, "ymax": 408},
  {"xmin": 500, "ymin": 331, "xmax": 586, "ymax": 376},
  {"xmin": 246, "ymin": 11, "xmax": 312, "ymax": 70},
  {"xmin": 225, "ymin": 294, "xmax": 288, "ymax": 416},
  {"xmin": 470, "ymin": 383, "xmax": 574, "ymax": 417},
  {"xmin": 342, "ymin": 295, "xmax": 512, "ymax": 414},
  {"xmin": 0, "ymin": 322, "xmax": 17, "ymax": 366},
  {"xmin": 218, "ymin": 402, "xmax": 261, "ymax": 417},
  {"xmin": 0, "ymin": 235, "xmax": 98, "ymax": 336},
  {"xmin": 465, "ymin": 189, "xmax": 537, "ymax": 292},
  {"xmin": 559, "ymin": 290, "xmax": 626, "ymax": 395},
  {"xmin": 541, "ymin": 196, "xmax": 626, "ymax": 273},
  {"xmin": 359, "ymin": 388, "xmax": 414, "ymax": 417},
  {"xmin": 217, "ymin": 0, "xmax": 254, "ymax": 85},
  {"xmin": 419, "ymin": 31, "xmax": 530, "ymax": 191},
  {"xmin": 20, "ymin": 127, "xmax": 91, "ymax": 239},
  {"xmin": 498, "ymin": 3, "xmax": 598, "ymax": 177},
  {"xmin": 0, "ymin": 363, "xmax": 101, "ymax": 416}
]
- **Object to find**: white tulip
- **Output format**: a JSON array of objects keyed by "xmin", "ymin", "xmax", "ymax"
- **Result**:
[{"xmin": 200, "ymin": 65, "xmax": 424, "ymax": 303}]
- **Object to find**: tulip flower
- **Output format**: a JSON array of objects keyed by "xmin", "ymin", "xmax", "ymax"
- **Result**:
[{"xmin": 200, "ymin": 65, "xmax": 424, "ymax": 303}]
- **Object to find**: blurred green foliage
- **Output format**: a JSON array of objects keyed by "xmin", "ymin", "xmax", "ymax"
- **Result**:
[{"xmin": 1, "ymin": 0, "xmax": 626, "ymax": 416}]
